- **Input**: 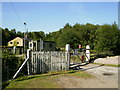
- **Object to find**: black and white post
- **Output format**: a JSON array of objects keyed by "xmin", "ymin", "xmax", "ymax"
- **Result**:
[{"xmin": 86, "ymin": 45, "xmax": 90, "ymax": 62}]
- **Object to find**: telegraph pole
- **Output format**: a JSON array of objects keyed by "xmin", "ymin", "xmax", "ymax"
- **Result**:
[{"xmin": 24, "ymin": 22, "xmax": 27, "ymax": 54}]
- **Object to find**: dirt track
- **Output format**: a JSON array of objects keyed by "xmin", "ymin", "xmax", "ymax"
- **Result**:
[
  {"xmin": 94, "ymin": 56, "xmax": 119, "ymax": 65},
  {"xmin": 57, "ymin": 64, "xmax": 118, "ymax": 88},
  {"xmin": 55, "ymin": 56, "xmax": 119, "ymax": 88},
  {"xmin": 57, "ymin": 56, "xmax": 119, "ymax": 88}
]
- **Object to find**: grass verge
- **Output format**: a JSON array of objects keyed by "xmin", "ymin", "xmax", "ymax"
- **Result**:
[
  {"xmin": 3, "ymin": 70, "xmax": 93, "ymax": 89},
  {"xmin": 67, "ymin": 70, "xmax": 93, "ymax": 78},
  {"xmin": 93, "ymin": 63, "xmax": 120, "ymax": 67}
]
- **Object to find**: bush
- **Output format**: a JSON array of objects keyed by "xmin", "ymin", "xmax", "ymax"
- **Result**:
[
  {"xmin": 94, "ymin": 24, "xmax": 120, "ymax": 55},
  {"xmin": 2, "ymin": 49, "xmax": 27, "ymax": 81}
]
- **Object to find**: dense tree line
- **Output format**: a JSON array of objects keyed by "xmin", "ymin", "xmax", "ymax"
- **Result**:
[
  {"xmin": 1, "ymin": 22, "xmax": 120, "ymax": 55},
  {"xmin": 45, "ymin": 23, "xmax": 120, "ymax": 55},
  {"xmin": 1, "ymin": 27, "xmax": 24, "ymax": 46},
  {"xmin": 1, "ymin": 27, "xmax": 45, "ymax": 46}
]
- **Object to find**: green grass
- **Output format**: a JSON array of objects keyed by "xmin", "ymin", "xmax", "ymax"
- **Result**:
[
  {"xmin": 93, "ymin": 63, "xmax": 120, "ymax": 67},
  {"xmin": 67, "ymin": 70, "xmax": 93, "ymax": 78},
  {"xmin": 71, "ymin": 55, "xmax": 83, "ymax": 63},
  {"xmin": 4, "ymin": 75, "xmax": 60, "ymax": 88},
  {"xmin": 3, "ymin": 70, "xmax": 93, "ymax": 89}
]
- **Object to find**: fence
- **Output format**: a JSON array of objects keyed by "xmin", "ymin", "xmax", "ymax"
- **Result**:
[
  {"xmin": 13, "ymin": 44, "xmax": 90, "ymax": 79},
  {"xmin": 27, "ymin": 51, "xmax": 70, "ymax": 74}
]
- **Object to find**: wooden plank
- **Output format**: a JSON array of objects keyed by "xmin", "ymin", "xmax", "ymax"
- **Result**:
[
  {"xmin": 62, "ymin": 53, "xmax": 66, "ymax": 70},
  {"xmin": 37, "ymin": 52, "xmax": 39, "ymax": 73},
  {"xmin": 33, "ymin": 52, "xmax": 35, "ymax": 73},
  {"xmin": 38, "ymin": 51, "xmax": 41, "ymax": 73},
  {"xmin": 30, "ymin": 51, "xmax": 69, "ymax": 74},
  {"xmin": 39, "ymin": 52, "xmax": 42, "ymax": 73},
  {"xmin": 31, "ymin": 52, "xmax": 33, "ymax": 73},
  {"xmin": 32, "ymin": 53, "xmax": 34, "ymax": 73},
  {"xmin": 50, "ymin": 52, "xmax": 53, "ymax": 71},
  {"xmin": 44, "ymin": 52, "xmax": 46, "ymax": 72},
  {"xmin": 41, "ymin": 52, "xmax": 43, "ymax": 73},
  {"xmin": 36, "ymin": 53, "xmax": 38, "ymax": 73},
  {"xmin": 58, "ymin": 52, "xmax": 60, "ymax": 71}
]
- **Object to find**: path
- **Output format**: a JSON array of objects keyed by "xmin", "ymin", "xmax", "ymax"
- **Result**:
[
  {"xmin": 57, "ymin": 64, "xmax": 119, "ymax": 88},
  {"xmin": 94, "ymin": 56, "xmax": 119, "ymax": 65}
]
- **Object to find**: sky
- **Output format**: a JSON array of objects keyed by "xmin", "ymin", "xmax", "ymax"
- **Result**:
[{"xmin": 2, "ymin": 2, "xmax": 118, "ymax": 33}]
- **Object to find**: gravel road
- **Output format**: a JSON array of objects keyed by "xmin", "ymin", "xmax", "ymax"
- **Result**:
[
  {"xmin": 94, "ymin": 56, "xmax": 120, "ymax": 65},
  {"xmin": 80, "ymin": 64, "xmax": 118, "ymax": 88},
  {"xmin": 57, "ymin": 64, "xmax": 119, "ymax": 88},
  {"xmin": 55, "ymin": 56, "xmax": 119, "ymax": 88}
]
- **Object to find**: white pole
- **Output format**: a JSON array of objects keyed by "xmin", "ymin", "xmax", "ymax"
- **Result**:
[
  {"xmin": 13, "ymin": 49, "xmax": 30, "ymax": 79},
  {"xmin": 65, "ymin": 44, "xmax": 70, "ymax": 70},
  {"xmin": 13, "ymin": 57, "xmax": 29, "ymax": 79},
  {"xmin": 65, "ymin": 44, "xmax": 70, "ymax": 52},
  {"xmin": 13, "ymin": 46, "xmax": 16, "ymax": 54},
  {"xmin": 86, "ymin": 45, "xmax": 90, "ymax": 62},
  {"xmin": 27, "ymin": 49, "xmax": 31, "ymax": 75}
]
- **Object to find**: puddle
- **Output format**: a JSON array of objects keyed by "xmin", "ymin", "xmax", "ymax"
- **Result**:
[{"xmin": 103, "ymin": 72, "xmax": 114, "ymax": 76}]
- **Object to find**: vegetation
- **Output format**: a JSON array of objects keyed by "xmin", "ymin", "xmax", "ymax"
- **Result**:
[
  {"xmin": 1, "ymin": 22, "xmax": 120, "ymax": 55},
  {"xmin": 1, "ymin": 22, "xmax": 120, "ymax": 86},
  {"xmin": 67, "ymin": 70, "xmax": 93, "ymax": 78},
  {"xmin": 3, "ymin": 70, "xmax": 93, "ymax": 89},
  {"xmin": 93, "ymin": 63, "xmax": 120, "ymax": 67},
  {"xmin": 2, "ymin": 49, "xmax": 27, "ymax": 82},
  {"xmin": 94, "ymin": 24, "xmax": 120, "ymax": 55}
]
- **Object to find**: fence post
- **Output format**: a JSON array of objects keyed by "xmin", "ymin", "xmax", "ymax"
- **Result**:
[
  {"xmin": 13, "ymin": 50, "xmax": 30, "ymax": 79},
  {"xmin": 86, "ymin": 45, "xmax": 90, "ymax": 62},
  {"xmin": 65, "ymin": 44, "xmax": 70, "ymax": 70},
  {"xmin": 27, "ymin": 49, "xmax": 31, "ymax": 75},
  {"xmin": 13, "ymin": 46, "xmax": 16, "ymax": 54}
]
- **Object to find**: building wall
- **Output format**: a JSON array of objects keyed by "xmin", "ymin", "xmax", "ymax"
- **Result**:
[
  {"xmin": 8, "ymin": 37, "xmax": 23, "ymax": 47},
  {"xmin": 29, "ymin": 40, "xmax": 56, "ymax": 51},
  {"xmin": 37, "ymin": 42, "xmax": 40, "ymax": 51},
  {"xmin": 43, "ymin": 42, "xmax": 56, "ymax": 51},
  {"xmin": 29, "ymin": 40, "xmax": 38, "ymax": 51}
]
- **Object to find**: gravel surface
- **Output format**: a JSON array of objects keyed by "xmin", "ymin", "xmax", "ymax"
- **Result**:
[
  {"xmin": 94, "ymin": 56, "xmax": 120, "ymax": 65},
  {"xmin": 56, "ymin": 56, "xmax": 119, "ymax": 88},
  {"xmin": 80, "ymin": 64, "xmax": 118, "ymax": 88},
  {"xmin": 56, "ymin": 64, "xmax": 119, "ymax": 88}
]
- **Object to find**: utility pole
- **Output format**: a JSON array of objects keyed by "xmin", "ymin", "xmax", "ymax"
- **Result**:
[{"xmin": 24, "ymin": 22, "xmax": 27, "ymax": 54}]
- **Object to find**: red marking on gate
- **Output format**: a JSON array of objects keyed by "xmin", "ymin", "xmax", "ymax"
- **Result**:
[
  {"xmin": 79, "ymin": 44, "xmax": 82, "ymax": 48},
  {"xmin": 81, "ymin": 55, "xmax": 84, "ymax": 62}
]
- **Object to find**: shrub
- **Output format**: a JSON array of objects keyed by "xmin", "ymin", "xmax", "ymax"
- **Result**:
[{"xmin": 2, "ymin": 49, "xmax": 27, "ymax": 81}]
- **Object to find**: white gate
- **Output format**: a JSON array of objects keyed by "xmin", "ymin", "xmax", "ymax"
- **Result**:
[{"xmin": 28, "ymin": 51, "xmax": 69, "ymax": 74}]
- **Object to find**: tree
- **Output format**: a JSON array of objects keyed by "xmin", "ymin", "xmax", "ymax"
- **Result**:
[
  {"xmin": 57, "ymin": 28, "xmax": 80, "ymax": 48},
  {"xmin": 63, "ymin": 23, "xmax": 72, "ymax": 29},
  {"xmin": 27, "ymin": 31, "xmax": 45, "ymax": 40},
  {"xmin": 2, "ymin": 28, "xmax": 17, "ymax": 46},
  {"xmin": 94, "ymin": 24, "xmax": 120, "ymax": 55}
]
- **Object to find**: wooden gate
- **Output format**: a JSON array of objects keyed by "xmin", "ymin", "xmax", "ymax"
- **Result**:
[
  {"xmin": 13, "ymin": 44, "xmax": 90, "ymax": 79},
  {"xmin": 28, "ymin": 51, "xmax": 70, "ymax": 74}
]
